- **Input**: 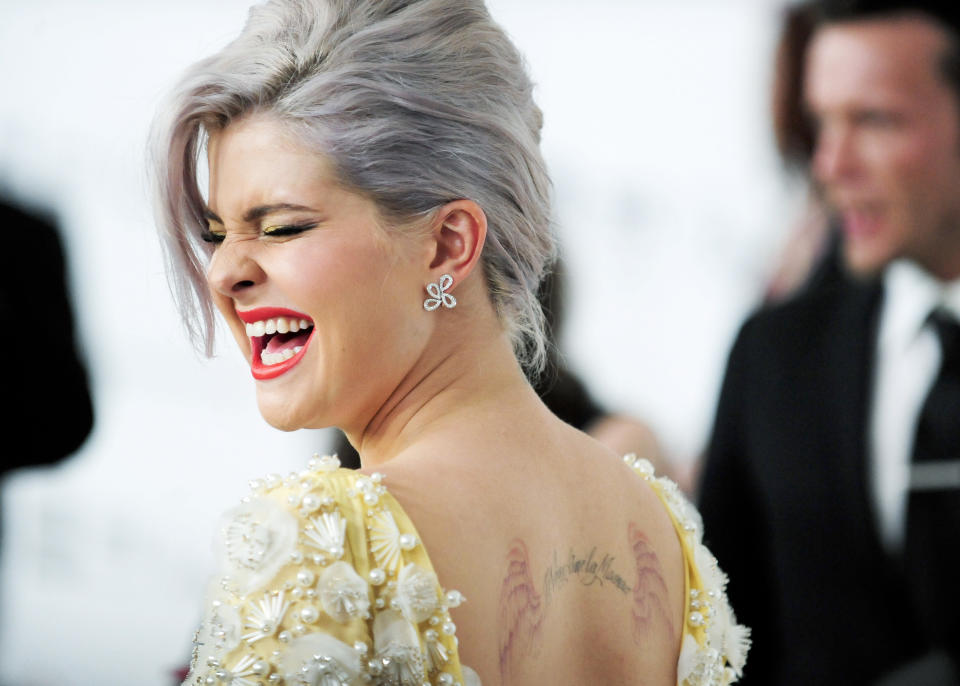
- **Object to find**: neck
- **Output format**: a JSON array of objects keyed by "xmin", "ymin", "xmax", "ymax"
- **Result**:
[
  {"xmin": 926, "ymin": 260, "xmax": 960, "ymax": 283},
  {"xmin": 347, "ymin": 321, "xmax": 531, "ymax": 468}
]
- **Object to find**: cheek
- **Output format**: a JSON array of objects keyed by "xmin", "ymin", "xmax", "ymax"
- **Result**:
[
  {"xmin": 210, "ymin": 288, "xmax": 233, "ymax": 316},
  {"xmin": 888, "ymin": 126, "xmax": 959, "ymax": 181},
  {"xmin": 285, "ymin": 244, "xmax": 421, "ymax": 339},
  {"xmin": 210, "ymin": 290, "xmax": 247, "ymax": 345},
  {"xmin": 894, "ymin": 147, "xmax": 960, "ymax": 214}
]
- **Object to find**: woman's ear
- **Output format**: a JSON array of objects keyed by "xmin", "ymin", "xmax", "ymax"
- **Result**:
[{"xmin": 425, "ymin": 199, "xmax": 487, "ymax": 287}]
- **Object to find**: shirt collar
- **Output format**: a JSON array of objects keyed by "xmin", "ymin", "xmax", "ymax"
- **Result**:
[{"xmin": 878, "ymin": 260, "xmax": 960, "ymax": 353}]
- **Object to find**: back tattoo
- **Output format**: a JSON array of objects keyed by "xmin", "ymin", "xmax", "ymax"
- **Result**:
[{"xmin": 497, "ymin": 525, "xmax": 673, "ymax": 683}]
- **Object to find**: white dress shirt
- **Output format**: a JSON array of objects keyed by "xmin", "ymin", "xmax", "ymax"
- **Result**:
[{"xmin": 870, "ymin": 260, "xmax": 960, "ymax": 552}]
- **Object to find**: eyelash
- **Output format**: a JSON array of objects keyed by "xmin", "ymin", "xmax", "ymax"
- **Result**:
[
  {"xmin": 200, "ymin": 230, "xmax": 225, "ymax": 244},
  {"xmin": 199, "ymin": 222, "xmax": 318, "ymax": 245},
  {"xmin": 263, "ymin": 223, "xmax": 317, "ymax": 237}
]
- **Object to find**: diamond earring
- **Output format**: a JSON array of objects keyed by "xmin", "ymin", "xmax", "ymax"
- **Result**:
[{"xmin": 423, "ymin": 274, "xmax": 457, "ymax": 311}]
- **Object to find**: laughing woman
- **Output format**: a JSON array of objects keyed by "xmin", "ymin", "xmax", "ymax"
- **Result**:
[{"xmin": 152, "ymin": 1, "xmax": 748, "ymax": 684}]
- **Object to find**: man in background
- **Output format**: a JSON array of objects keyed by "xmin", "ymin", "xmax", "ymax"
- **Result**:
[{"xmin": 699, "ymin": 1, "xmax": 960, "ymax": 684}]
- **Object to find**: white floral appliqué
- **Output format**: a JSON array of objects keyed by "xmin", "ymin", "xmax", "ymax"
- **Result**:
[
  {"xmin": 187, "ymin": 599, "xmax": 241, "ymax": 684},
  {"xmin": 395, "ymin": 563, "xmax": 440, "ymax": 623},
  {"xmin": 318, "ymin": 560, "xmax": 370, "ymax": 623},
  {"xmin": 216, "ymin": 497, "xmax": 298, "ymax": 596},
  {"xmin": 372, "ymin": 610, "xmax": 426, "ymax": 686},
  {"xmin": 278, "ymin": 634, "xmax": 362, "ymax": 686}
]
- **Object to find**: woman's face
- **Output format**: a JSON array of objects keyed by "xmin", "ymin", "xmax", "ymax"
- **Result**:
[{"xmin": 204, "ymin": 115, "xmax": 433, "ymax": 432}]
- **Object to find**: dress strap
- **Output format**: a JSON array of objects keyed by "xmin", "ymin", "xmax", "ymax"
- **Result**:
[{"xmin": 624, "ymin": 454, "xmax": 751, "ymax": 686}]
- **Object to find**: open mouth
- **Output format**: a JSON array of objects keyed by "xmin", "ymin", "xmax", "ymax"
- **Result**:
[
  {"xmin": 840, "ymin": 207, "xmax": 882, "ymax": 239},
  {"xmin": 237, "ymin": 308, "xmax": 315, "ymax": 380}
]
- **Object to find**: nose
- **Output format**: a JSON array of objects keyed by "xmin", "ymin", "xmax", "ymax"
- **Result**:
[
  {"xmin": 206, "ymin": 238, "xmax": 266, "ymax": 299},
  {"xmin": 812, "ymin": 123, "xmax": 859, "ymax": 185}
]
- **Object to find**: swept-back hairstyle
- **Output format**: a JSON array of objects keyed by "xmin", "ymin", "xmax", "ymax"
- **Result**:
[
  {"xmin": 812, "ymin": 0, "xmax": 960, "ymax": 110},
  {"xmin": 771, "ymin": 1, "xmax": 818, "ymax": 171},
  {"xmin": 151, "ymin": 0, "xmax": 556, "ymax": 373}
]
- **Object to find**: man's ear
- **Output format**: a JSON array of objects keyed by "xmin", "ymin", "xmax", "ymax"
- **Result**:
[{"xmin": 424, "ymin": 199, "xmax": 487, "ymax": 288}]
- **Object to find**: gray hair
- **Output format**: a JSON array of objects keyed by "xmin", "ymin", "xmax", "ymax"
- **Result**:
[{"xmin": 150, "ymin": 0, "xmax": 556, "ymax": 374}]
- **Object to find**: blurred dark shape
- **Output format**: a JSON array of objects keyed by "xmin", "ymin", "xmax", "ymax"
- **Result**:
[{"xmin": 0, "ymin": 198, "xmax": 93, "ymax": 473}]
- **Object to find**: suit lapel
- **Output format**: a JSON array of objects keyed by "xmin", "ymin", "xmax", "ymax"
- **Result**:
[{"xmin": 823, "ymin": 278, "xmax": 885, "ymax": 547}]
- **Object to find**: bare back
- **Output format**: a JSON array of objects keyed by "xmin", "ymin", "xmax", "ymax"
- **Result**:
[
  {"xmin": 180, "ymin": 387, "xmax": 750, "ymax": 686},
  {"xmin": 381, "ymin": 417, "xmax": 685, "ymax": 685}
]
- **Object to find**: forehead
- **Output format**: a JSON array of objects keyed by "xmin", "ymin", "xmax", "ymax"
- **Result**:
[
  {"xmin": 804, "ymin": 16, "xmax": 953, "ymax": 109},
  {"xmin": 206, "ymin": 115, "xmax": 337, "ymax": 216}
]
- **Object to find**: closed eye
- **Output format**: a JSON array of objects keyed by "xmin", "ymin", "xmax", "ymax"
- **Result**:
[
  {"xmin": 200, "ymin": 229, "xmax": 226, "ymax": 244},
  {"xmin": 262, "ymin": 222, "xmax": 318, "ymax": 238},
  {"xmin": 198, "ymin": 223, "xmax": 316, "ymax": 244}
]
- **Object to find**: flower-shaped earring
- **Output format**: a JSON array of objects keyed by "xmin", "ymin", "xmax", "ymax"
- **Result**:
[{"xmin": 423, "ymin": 274, "xmax": 457, "ymax": 311}]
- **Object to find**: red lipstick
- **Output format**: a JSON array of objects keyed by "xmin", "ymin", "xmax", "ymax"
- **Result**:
[{"xmin": 237, "ymin": 307, "xmax": 315, "ymax": 381}]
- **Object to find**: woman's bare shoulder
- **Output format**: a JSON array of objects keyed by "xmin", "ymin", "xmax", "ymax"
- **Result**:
[{"xmin": 364, "ymin": 432, "xmax": 689, "ymax": 684}]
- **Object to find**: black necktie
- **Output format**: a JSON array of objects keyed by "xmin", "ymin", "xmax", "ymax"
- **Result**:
[{"xmin": 904, "ymin": 308, "xmax": 960, "ymax": 661}]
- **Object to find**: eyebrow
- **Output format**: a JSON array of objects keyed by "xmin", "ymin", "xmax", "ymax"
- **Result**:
[{"xmin": 203, "ymin": 203, "xmax": 319, "ymax": 225}]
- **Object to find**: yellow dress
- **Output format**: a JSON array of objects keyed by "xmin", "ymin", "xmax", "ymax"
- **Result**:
[{"xmin": 182, "ymin": 454, "xmax": 749, "ymax": 686}]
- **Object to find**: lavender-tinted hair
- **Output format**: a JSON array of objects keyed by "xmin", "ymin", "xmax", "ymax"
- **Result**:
[{"xmin": 150, "ymin": 0, "xmax": 556, "ymax": 373}]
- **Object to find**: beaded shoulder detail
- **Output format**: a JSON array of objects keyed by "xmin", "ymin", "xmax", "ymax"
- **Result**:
[
  {"xmin": 183, "ymin": 454, "xmax": 472, "ymax": 686},
  {"xmin": 623, "ymin": 454, "xmax": 751, "ymax": 686}
]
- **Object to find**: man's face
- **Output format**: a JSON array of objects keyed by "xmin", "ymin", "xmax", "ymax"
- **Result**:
[{"xmin": 805, "ymin": 15, "xmax": 960, "ymax": 279}]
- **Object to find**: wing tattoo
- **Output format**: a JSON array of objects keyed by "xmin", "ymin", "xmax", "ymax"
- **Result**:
[
  {"xmin": 628, "ymin": 523, "xmax": 675, "ymax": 643},
  {"xmin": 498, "ymin": 538, "xmax": 545, "ymax": 683}
]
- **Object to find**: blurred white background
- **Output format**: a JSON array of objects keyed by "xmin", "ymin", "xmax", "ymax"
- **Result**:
[{"xmin": 0, "ymin": 1, "xmax": 797, "ymax": 683}]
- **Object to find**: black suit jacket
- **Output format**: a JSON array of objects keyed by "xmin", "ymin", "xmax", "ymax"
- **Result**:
[{"xmin": 698, "ymin": 268, "xmax": 949, "ymax": 685}]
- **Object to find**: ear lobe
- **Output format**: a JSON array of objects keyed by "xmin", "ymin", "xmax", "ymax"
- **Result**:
[{"xmin": 427, "ymin": 199, "xmax": 487, "ymax": 287}]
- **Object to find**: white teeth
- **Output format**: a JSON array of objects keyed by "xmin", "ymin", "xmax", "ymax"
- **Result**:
[
  {"xmin": 244, "ymin": 317, "xmax": 312, "ymax": 339},
  {"xmin": 260, "ymin": 349, "xmax": 299, "ymax": 366},
  {"xmin": 260, "ymin": 345, "xmax": 303, "ymax": 366},
  {"xmin": 246, "ymin": 316, "xmax": 313, "ymax": 367},
  {"xmin": 244, "ymin": 321, "xmax": 266, "ymax": 337},
  {"xmin": 257, "ymin": 343, "xmax": 308, "ymax": 367}
]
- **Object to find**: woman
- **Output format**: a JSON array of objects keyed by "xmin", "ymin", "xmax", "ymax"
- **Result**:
[{"xmin": 152, "ymin": 1, "xmax": 748, "ymax": 684}]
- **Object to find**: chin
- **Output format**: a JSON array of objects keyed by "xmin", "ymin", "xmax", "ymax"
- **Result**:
[
  {"xmin": 262, "ymin": 416, "xmax": 303, "ymax": 432},
  {"xmin": 257, "ymin": 396, "xmax": 333, "ymax": 432},
  {"xmin": 842, "ymin": 242, "xmax": 893, "ymax": 279},
  {"xmin": 258, "ymin": 412, "xmax": 301, "ymax": 432},
  {"xmin": 256, "ymin": 399, "xmax": 309, "ymax": 432}
]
